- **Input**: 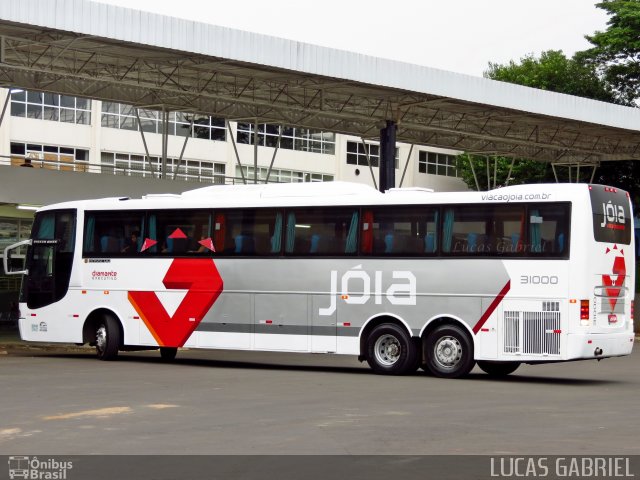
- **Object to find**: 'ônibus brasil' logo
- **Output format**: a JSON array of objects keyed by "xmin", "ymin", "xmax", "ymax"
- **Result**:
[
  {"xmin": 128, "ymin": 259, "xmax": 223, "ymax": 347},
  {"xmin": 602, "ymin": 245, "xmax": 626, "ymax": 312}
]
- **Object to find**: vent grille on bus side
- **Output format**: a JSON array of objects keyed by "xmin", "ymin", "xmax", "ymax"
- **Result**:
[{"xmin": 503, "ymin": 311, "xmax": 561, "ymax": 356}]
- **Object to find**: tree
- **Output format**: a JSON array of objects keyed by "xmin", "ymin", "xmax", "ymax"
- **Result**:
[
  {"xmin": 579, "ymin": 0, "xmax": 640, "ymax": 106},
  {"xmin": 457, "ymin": 154, "xmax": 554, "ymax": 190},
  {"xmin": 486, "ymin": 50, "xmax": 616, "ymax": 102},
  {"xmin": 456, "ymin": 50, "xmax": 616, "ymax": 191}
]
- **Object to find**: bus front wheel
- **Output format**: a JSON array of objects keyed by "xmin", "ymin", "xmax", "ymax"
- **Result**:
[
  {"xmin": 366, "ymin": 323, "xmax": 418, "ymax": 375},
  {"xmin": 424, "ymin": 324, "xmax": 475, "ymax": 378},
  {"xmin": 477, "ymin": 361, "xmax": 520, "ymax": 377},
  {"xmin": 95, "ymin": 315, "xmax": 120, "ymax": 361}
]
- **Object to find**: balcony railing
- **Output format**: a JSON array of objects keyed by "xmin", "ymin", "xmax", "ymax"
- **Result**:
[{"xmin": 0, "ymin": 154, "xmax": 230, "ymax": 185}]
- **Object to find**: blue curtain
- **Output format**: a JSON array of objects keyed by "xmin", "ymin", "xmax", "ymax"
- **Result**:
[
  {"xmin": 149, "ymin": 214, "xmax": 157, "ymax": 252},
  {"xmin": 345, "ymin": 211, "xmax": 359, "ymax": 253},
  {"xmin": 442, "ymin": 209, "xmax": 454, "ymax": 252},
  {"xmin": 37, "ymin": 213, "xmax": 55, "ymax": 239},
  {"xmin": 425, "ymin": 210, "xmax": 438, "ymax": 253},
  {"xmin": 270, "ymin": 212, "xmax": 283, "ymax": 253},
  {"xmin": 285, "ymin": 212, "xmax": 296, "ymax": 253},
  {"xmin": 530, "ymin": 209, "xmax": 541, "ymax": 253},
  {"xmin": 84, "ymin": 215, "xmax": 95, "ymax": 252}
]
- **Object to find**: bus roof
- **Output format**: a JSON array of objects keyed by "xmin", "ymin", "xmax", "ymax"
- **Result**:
[{"xmin": 38, "ymin": 182, "xmax": 610, "ymax": 212}]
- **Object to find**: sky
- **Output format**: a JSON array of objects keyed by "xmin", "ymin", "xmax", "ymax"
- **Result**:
[{"xmin": 95, "ymin": 0, "xmax": 609, "ymax": 78}]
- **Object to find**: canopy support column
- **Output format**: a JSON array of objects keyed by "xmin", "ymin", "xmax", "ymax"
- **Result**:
[
  {"xmin": 379, "ymin": 120, "xmax": 396, "ymax": 192},
  {"xmin": 505, "ymin": 157, "xmax": 516, "ymax": 186},
  {"xmin": 253, "ymin": 119, "xmax": 259, "ymax": 184},
  {"xmin": 398, "ymin": 144, "xmax": 414, "ymax": 188},
  {"xmin": 160, "ymin": 108, "xmax": 169, "ymax": 179},
  {"xmin": 0, "ymin": 88, "xmax": 11, "ymax": 127},
  {"xmin": 172, "ymin": 117, "xmax": 194, "ymax": 181},
  {"xmin": 360, "ymin": 137, "xmax": 378, "ymax": 191},
  {"xmin": 264, "ymin": 125, "xmax": 283, "ymax": 184},
  {"xmin": 226, "ymin": 120, "xmax": 246, "ymax": 185},
  {"xmin": 467, "ymin": 155, "xmax": 481, "ymax": 191},
  {"xmin": 134, "ymin": 108, "xmax": 157, "ymax": 177}
]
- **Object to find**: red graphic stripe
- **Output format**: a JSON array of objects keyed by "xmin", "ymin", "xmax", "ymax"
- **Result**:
[
  {"xmin": 128, "ymin": 259, "xmax": 223, "ymax": 347},
  {"xmin": 473, "ymin": 280, "xmax": 511, "ymax": 335}
]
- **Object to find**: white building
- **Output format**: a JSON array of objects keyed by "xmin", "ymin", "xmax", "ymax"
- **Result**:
[{"xmin": 0, "ymin": 87, "xmax": 466, "ymax": 310}]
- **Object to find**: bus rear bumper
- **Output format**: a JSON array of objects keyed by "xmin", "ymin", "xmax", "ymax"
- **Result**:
[{"xmin": 566, "ymin": 332, "xmax": 635, "ymax": 360}]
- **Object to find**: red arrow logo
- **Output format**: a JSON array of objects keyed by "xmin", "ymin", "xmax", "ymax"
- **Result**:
[
  {"xmin": 602, "ymin": 254, "xmax": 626, "ymax": 312},
  {"xmin": 128, "ymin": 259, "xmax": 224, "ymax": 347}
]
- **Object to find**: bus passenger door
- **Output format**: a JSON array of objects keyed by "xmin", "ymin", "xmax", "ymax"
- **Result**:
[{"xmin": 311, "ymin": 295, "xmax": 337, "ymax": 353}]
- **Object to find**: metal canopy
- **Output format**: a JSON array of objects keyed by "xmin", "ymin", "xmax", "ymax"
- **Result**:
[{"xmin": 0, "ymin": 0, "xmax": 639, "ymax": 165}]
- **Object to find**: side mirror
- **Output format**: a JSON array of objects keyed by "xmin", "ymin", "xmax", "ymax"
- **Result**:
[{"xmin": 3, "ymin": 239, "xmax": 31, "ymax": 276}]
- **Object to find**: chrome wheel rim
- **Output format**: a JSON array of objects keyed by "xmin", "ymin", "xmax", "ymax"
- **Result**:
[
  {"xmin": 434, "ymin": 335, "xmax": 462, "ymax": 369},
  {"xmin": 374, "ymin": 334, "xmax": 402, "ymax": 366},
  {"xmin": 96, "ymin": 325, "xmax": 107, "ymax": 354}
]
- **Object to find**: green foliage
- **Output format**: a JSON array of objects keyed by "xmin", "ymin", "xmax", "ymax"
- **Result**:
[
  {"xmin": 579, "ymin": 0, "xmax": 640, "ymax": 105},
  {"xmin": 486, "ymin": 50, "xmax": 616, "ymax": 102},
  {"xmin": 456, "ymin": 154, "xmax": 555, "ymax": 190},
  {"xmin": 593, "ymin": 160, "xmax": 640, "ymax": 192},
  {"xmin": 457, "ymin": 51, "xmax": 615, "ymax": 191},
  {"xmin": 458, "ymin": 3, "xmax": 640, "ymax": 193}
]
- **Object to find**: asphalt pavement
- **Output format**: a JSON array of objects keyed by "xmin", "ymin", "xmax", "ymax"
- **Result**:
[{"xmin": 0, "ymin": 337, "xmax": 639, "ymax": 456}]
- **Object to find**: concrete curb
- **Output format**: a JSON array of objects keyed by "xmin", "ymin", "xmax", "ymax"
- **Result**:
[{"xmin": 0, "ymin": 341, "xmax": 93, "ymax": 354}]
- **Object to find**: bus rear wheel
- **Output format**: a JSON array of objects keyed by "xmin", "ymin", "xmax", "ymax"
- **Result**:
[
  {"xmin": 424, "ymin": 324, "xmax": 474, "ymax": 378},
  {"xmin": 160, "ymin": 347, "xmax": 178, "ymax": 361},
  {"xmin": 366, "ymin": 323, "xmax": 418, "ymax": 375},
  {"xmin": 477, "ymin": 361, "xmax": 520, "ymax": 377},
  {"xmin": 95, "ymin": 315, "xmax": 120, "ymax": 361}
]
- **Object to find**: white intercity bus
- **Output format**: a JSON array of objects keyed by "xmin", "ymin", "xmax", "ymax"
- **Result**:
[{"xmin": 3, "ymin": 181, "xmax": 635, "ymax": 378}]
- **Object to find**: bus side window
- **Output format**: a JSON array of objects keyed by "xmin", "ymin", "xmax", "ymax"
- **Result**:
[
  {"xmin": 365, "ymin": 206, "xmax": 437, "ymax": 256},
  {"xmin": 360, "ymin": 210, "xmax": 374, "ymax": 254},
  {"xmin": 213, "ymin": 213, "xmax": 226, "ymax": 253},
  {"xmin": 218, "ymin": 210, "xmax": 281, "ymax": 256},
  {"xmin": 270, "ymin": 212, "xmax": 283, "ymax": 254},
  {"xmin": 285, "ymin": 208, "xmax": 358, "ymax": 256},
  {"xmin": 527, "ymin": 204, "xmax": 570, "ymax": 257},
  {"xmin": 146, "ymin": 210, "xmax": 210, "ymax": 256},
  {"xmin": 84, "ymin": 211, "xmax": 144, "ymax": 256}
]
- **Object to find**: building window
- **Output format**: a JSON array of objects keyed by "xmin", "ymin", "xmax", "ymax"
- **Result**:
[
  {"xmin": 10, "ymin": 90, "xmax": 91, "ymax": 125},
  {"xmin": 10, "ymin": 142, "xmax": 89, "ymax": 171},
  {"xmin": 346, "ymin": 141, "xmax": 398, "ymax": 168},
  {"xmin": 418, "ymin": 151, "xmax": 458, "ymax": 177},
  {"xmin": 101, "ymin": 103, "xmax": 226, "ymax": 141},
  {"xmin": 235, "ymin": 165, "xmax": 333, "ymax": 184},
  {"xmin": 0, "ymin": 217, "xmax": 33, "ymax": 259},
  {"xmin": 100, "ymin": 151, "xmax": 225, "ymax": 184},
  {"xmin": 236, "ymin": 123, "xmax": 336, "ymax": 155}
]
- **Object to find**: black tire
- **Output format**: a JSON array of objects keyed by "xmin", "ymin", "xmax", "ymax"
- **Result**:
[
  {"xmin": 477, "ymin": 361, "xmax": 520, "ymax": 377},
  {"xmin": 366, "ymin": 323, "xmax": 418, "ymax": 375},
  {"xmin": 95, "ymin": 314, "xmax": 120, "ymax": 361},
  {"xmin": 424, "ymin": 324, "xmax": 475, "ymax": 378},
  {"xmin": 160, "ymin": 347, "xmax": 178, "ymax": 361}
]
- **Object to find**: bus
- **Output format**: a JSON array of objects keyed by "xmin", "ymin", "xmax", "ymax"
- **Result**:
[{"xmin": 3, "ymin": 181, "xmax": 636, "ymax": 378}]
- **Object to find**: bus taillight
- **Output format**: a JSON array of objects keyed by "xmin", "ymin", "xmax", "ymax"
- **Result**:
[
  {"xmin": 631, "ymin": 301, "xmax": 635, "ymax": 319},
  {"xmin": 580, "ymin": 300, "xmax": 590, "ymax": 326}
]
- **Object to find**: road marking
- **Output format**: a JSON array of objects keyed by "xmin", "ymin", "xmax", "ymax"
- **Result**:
[
  {"xmin": 43, "ymin": 406, "xmax": 132, "ymax": 420},
  {"xmin": 146, "ymin": 404, "xmax": 178, "ymax": 410}
]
